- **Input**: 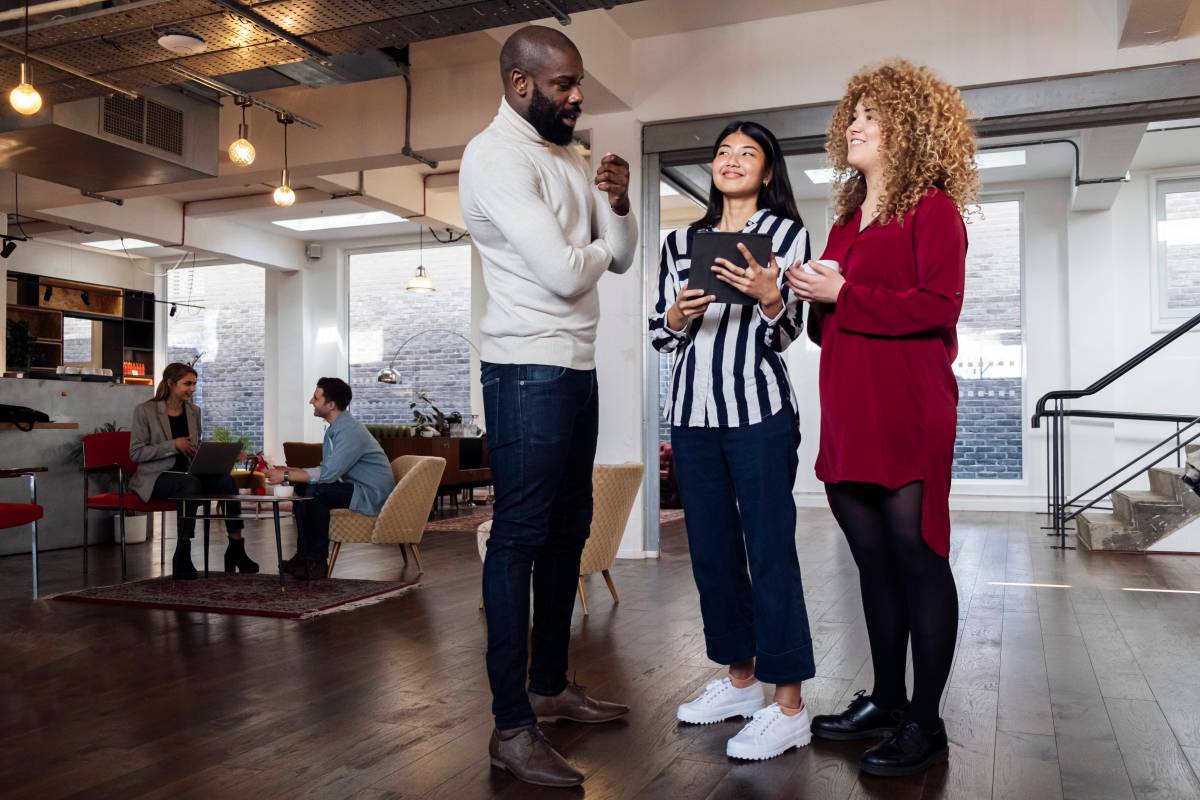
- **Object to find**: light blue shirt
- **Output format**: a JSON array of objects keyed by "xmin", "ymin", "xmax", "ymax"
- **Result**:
[{"xmin": 307, "ymin": 410, "xmax": 394, "ymax": 516}]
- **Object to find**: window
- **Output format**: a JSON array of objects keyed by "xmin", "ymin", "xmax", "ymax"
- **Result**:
[
  {"xmin": 1154, "ymin": 177, "xmax": 1200, "ymax": 325},
  {"xmin": 953, "ymin": 199, "xmax": 1023, "ymax": 480},
  {"xmin": 347, "ymin": 244, "xmax": 473, "ymax": 426},
  {"xmin": 62, "ymin": 316, "xmax": 95, "ymax": 366},
  {"xmin": 166, "ymin": 263, "xmax": 265, "ymax": 452}
]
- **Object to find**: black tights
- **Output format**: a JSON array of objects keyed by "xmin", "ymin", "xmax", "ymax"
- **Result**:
[{"xmin": 826, "ymin": 481, "xmax": 958, "ymax": 727}]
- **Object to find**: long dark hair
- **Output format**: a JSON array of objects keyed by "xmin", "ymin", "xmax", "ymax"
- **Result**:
[
  {"xmin": 692, "ymin": 120, "xmax": 802, "ymax": 230},
  {"xmin": 154, "ymin": 362, "xmax": 197, "ymax": 402}
]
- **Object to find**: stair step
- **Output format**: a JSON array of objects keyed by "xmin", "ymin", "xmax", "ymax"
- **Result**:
[
  {"xmin": 1111, "ymin": 489, "xmax": 1179, "ymax": 525},
  {"xmin": 1076, "ymin": 511, "xmax": 1129, "ymax": 550},
  {"xmin": 1148, "ymin": 467, "xmax": 1185, "ymax": 500}
]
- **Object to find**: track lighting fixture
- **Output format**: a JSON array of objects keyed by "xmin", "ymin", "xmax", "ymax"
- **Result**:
[
  {"xmin": 1, "ymin": 238, "xmax": 17, "ymax": 259},
  {"xmin": 273, "ymin": 113, "xmax": 296, "ymax": 208},
  {"xmin": 80, "ymin": 290, "xmax": 90, "ymax": 306},
  {"xmin": 8, "ymin": 1, "xmax": 42, "ymax": 115},
  {"xmin": 228, "ymin": 96, "xmax": 256, "ymax": 166},
  {"xmin": 169, "ymin": 303, "xmax": 178, "ymax": 317},
  {"xmin": 42, "ymin": 284, "xmax": 51, "ymax": 301}
]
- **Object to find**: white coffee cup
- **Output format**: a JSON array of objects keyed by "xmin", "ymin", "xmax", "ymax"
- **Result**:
[
  {"xmin": 273, "ymin": 484, "xmax": 294, "ymax": 498},
  {"xmin": 804, "ymin": 259, "xmax": 841, "ymax": 275}
]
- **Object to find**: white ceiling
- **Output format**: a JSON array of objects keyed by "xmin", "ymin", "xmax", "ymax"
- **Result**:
[{"xmin": 608, "ymin": 0, "xmax": 876, "ymax": 39}]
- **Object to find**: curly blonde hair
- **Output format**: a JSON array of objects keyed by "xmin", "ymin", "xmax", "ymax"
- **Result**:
[{"xmin": 826, "ymin": 60, "xmax": 979, "ymax": 225}]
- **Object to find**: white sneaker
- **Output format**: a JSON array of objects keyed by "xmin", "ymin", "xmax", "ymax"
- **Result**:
[
  {"xmin": 725, "ymin": 703, "xmax": 812, "ymax": 760},
  {"xmin": 677, "ymin": 677, "xmax": 766, "ymax": 725}
]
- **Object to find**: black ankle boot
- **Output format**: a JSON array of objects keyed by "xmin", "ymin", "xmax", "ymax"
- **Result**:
[
  {"xmin": 859, "ymin": 720, "xmax": 949, "ymax": 777},
  {"xmin": 172, "ymin": 544, "xmax": 198, "ymax": 581},
  {"xmin": 811, "ymin": 691, "xmax": 906, "ymax": 741},
  {"xmin": 224, "ymin": 538, "xmax": 260, "ymax": 574}
]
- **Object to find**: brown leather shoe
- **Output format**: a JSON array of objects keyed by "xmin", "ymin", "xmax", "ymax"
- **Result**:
[
  {"xmin": 529, "ymin": 681, "xmax": 630, "ymax": 724},
  {"xmin": 488, "ymin": 726, "xmax": 583, "ymax": 787},
  {"xmin": 288, "ymin": 559, "xmax": 328, "ymax": 580}
]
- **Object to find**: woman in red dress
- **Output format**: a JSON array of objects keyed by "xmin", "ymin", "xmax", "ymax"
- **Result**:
[{"xmin": 788, "ymin": 60, "xmax": 978, "ymax": 777}]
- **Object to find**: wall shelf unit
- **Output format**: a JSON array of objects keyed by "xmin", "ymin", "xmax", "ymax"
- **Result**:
[{"xmin": 6, "ymin": 273, "xmax": 155, "ymax": 383}]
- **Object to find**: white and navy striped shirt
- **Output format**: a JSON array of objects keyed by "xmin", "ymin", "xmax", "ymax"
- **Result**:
[{"xmin": 650, "ymin": 209, "xmax": 809, "ymax": 428}]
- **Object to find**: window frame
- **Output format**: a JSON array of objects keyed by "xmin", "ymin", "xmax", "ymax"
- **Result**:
[
  {"xmin": 1150, "ymin": 173, "xmax": 1200, "ymax": 332},
  {"xmin": 953, "ymin": 190, "xmax": 1028, "ymax": 485}
]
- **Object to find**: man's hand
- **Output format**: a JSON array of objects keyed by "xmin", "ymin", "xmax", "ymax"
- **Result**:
[
  {"xmin": 265, "ymin": 467, "xmax": 286, "ymax": 486},
  {"xmin": 595, "ymin": 152, "xmax": 630, "ymax": 215}
]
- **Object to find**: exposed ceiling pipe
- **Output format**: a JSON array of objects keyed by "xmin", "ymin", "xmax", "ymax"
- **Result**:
[
  {"xmin": 0, "ymin": 36, "xmax": 137, "ymax": 98},
  {"xmin": 0, "ymin": 0, "xmax": 109, "ymax": 24},
  {"xmin": 168, "ymin": 64, "xmax": 321, "ymax": 129}
]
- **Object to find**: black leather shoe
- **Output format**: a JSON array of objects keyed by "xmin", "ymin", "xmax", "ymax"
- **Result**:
[
  {"xmin": 172, "ymin": 549, "xmax": 198, "ymax": 581},
  {"xmin": 224, "ymin": 539, "xmax": 260, "ymax": 574},
  {"xmin": 811, "ymin": 690, "xmax": 906, "ymax": 741},
  {"xmin": 289, "ymin": 559, "xmax": 328, "ymax": 580},
  {"xmin": 860, "ymin": 720, "xmax": 949, "ymax": 777}
]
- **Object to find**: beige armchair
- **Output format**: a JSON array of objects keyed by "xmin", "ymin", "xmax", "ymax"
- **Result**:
[
  {"xmin": 328, "ymin": 455, "xmax": 446, "ymax": 577},
  {"xmin": 476, "ymin": 462, "xmax": 644, "ymax": 614}
]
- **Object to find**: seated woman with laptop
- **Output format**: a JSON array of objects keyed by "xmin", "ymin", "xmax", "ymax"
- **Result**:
[{"xmin": 129, "ymin": 362, "xmax": 259, "ymax": 580}]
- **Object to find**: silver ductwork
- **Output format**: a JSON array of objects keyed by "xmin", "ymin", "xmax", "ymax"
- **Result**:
[{"xmin": 0, "ymin": 86, "xmax": 218, "ymax": 192}]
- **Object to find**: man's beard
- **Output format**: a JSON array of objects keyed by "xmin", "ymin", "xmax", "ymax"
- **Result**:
[{"xmin": 528, "ymin": 85, "xmax": 579, "ymax": 146}]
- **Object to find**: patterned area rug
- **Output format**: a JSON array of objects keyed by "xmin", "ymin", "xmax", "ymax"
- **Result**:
[
  {"xmin": 425, "ymin": 506, "xmax": 685, "ymax": 533},
  {"xmin": 51, "ymin": 574, "xmax": 419, "ymax": 620}
]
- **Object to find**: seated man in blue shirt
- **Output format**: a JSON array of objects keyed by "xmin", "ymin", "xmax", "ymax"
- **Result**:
[{"xmin": 266, "ymin": 377, "xmax": 395, "ymax": 579}]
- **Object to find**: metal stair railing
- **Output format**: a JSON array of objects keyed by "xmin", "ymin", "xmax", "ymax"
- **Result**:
[{"xmin": 1031, "ymin": 310, "xmax": 1200, "ymax": 550}]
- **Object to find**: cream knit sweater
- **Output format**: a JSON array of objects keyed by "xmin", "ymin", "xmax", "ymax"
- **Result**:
[{"xmin": 459, "ymin": 98, "xmax": 639, "ymax": 370}]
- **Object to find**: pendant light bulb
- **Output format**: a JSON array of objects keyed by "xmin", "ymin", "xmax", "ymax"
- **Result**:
[
  {"xmin": 9, "ymin": 64, "xmax": 41, "ymax": 117},
  {"xmin": 405, "ymin": 264, "xmax": 435, "ymax": 294},
  {"xmin": 273, "ymin": 176, "xmax": 295, "ymax": 208},
  {"xmin": 228, "ymin": 100, "xmax": 255, "ymax": 165}
]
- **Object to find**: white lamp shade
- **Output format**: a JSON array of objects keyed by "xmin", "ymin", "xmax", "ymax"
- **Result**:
[{"xmin": 405, "ymin": 265, "xmax": 435, "ymax": 293}]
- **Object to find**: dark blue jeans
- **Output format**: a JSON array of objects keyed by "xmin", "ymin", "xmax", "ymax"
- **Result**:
[
  {"xmin": 481, "ymin": 362, "xmax": 598, "ymax": 730},
  {"xmin": 294, "ymin": 481, "xmax": 355, "ymax": 561},
  {"xmin": 151, "ymin": 472, "xmax": 243, "ymax": 539},
  {"xmin": 671, "ymin": 408, "xmax": 816, "ymax": 684}
]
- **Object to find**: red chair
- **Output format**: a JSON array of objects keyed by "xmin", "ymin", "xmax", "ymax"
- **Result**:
[
  {"xmin": 1, "ymin": 466, "xmax": 45, "ymax": 598},
  {"xmin": 83, "ymin": 431, "xmax": 175, "ymax": 581}
]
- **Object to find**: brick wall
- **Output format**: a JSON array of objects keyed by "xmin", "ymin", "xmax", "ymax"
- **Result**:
[
  {"xmin": 955, "ymin": 377, "xmax": 1023, "ymax": 479},
  {"xmin": 348, "ymin": 244, "xmax": 474, "ymax": 426},
  {"xmin": 167, "ymin": 263, "xmax": 266, "ymax": 452}
]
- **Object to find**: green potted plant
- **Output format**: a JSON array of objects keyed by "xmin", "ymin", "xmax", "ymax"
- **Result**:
[{"xmin": 6, "ymin": 318, "xmax": 34, "ymax": 372}]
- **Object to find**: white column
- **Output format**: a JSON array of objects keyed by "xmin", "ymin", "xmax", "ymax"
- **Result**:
[{"xmin": 588, "ymin": 111, "xmax": 649, "ymax": 558}]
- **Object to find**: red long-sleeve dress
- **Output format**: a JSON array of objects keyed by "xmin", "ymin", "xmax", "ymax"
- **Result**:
[{"xmin": 809, "ymin": 189, "xmax": 967, "ymax": 558}]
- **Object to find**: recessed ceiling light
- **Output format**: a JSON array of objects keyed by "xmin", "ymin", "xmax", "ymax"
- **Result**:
[
  {"xmin": 660, "ymin": 182, "xmax": 680, "ymax": 197},
  {"xmin": 83, "ymin": 238, "xmax": 158, "ymax": 250},
  {"xmin": 975, "ymin": 150, "xmax": 1026, "ymax": 169},
  {"xmin": 272, "ymin": 210, "xmax": 409, "ymax": 231},
  {"xmin": 805, "ymin": 168, "xmax": 836, "ymax": 184}
]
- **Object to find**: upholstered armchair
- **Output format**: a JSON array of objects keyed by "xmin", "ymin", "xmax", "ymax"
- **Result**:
[
  {"xmin": 327, "ymin": 455, "xmax": 446, "ymax": 577},
  {"xmin": 476, "ymin": 462, "xmax": 644, "ymax": 614}
]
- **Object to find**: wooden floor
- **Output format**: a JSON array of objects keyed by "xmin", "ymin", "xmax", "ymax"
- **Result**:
[{"xmin": 3, "ymin": 507, "xmax": 1200, "ymax": 799}]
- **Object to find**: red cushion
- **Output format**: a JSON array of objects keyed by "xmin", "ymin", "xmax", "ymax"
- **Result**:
[
  {"xmin": 0, "ymin": 503, "xmax": 43, "ymax": 528},
  {"xmin": 86, "ymin": 493, "xmax": 176, "ymax": 512}
]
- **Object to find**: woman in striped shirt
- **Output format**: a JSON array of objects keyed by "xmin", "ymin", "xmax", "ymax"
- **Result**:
[{"xmin": 650, "ymin": 120, "xmax": 816, "ymax": 762}]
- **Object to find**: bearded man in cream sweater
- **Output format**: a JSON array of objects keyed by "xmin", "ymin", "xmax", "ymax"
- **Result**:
[{"xmin": 459, "ymin": 25, "xmax": 639, "ymax": 789}]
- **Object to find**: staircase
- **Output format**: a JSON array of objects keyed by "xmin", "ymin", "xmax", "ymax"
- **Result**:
[{"xmin": 1077, "ymin": 444, "xmax": 1200, "ymax": 551}]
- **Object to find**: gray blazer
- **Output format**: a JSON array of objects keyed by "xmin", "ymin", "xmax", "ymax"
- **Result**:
[{"xmin": 129, "ymin": 398, "xmax": 201, "ymax": 502}]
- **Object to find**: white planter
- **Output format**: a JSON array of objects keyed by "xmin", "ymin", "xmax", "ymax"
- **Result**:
[{"xmin": 119, "ymin": 513, "xmax": 148, "ymax": 544}]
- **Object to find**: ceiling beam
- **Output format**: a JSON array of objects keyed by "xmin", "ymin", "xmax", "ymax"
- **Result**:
[
  {"xmin": 1118, "ymin": 0, "xmax": 1192, "ymax": 47},
  {"xmin": 1072, "ymin": 123, "xmax": 1147, "ymax": 210}
]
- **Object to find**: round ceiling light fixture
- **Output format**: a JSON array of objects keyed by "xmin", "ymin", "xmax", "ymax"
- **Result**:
[{"xmin": 157, "ymin": 31, "xmax": 207, "ymax": 56}]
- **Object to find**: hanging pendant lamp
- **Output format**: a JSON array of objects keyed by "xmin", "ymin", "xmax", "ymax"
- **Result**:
[
  {"xmin": 405, "ymin": 226, "xmax": 435, "ymax": 293},
  {"xmin": 228, "ymin": 96, "xmax": 256, "ymax": 166},
  {"xmin": 9, "ymin": 1, "xmax": 42, "ymax": 115},
  {"xmin": 273, "ymin": 113, "xmax": 296, "ymax": 207}
]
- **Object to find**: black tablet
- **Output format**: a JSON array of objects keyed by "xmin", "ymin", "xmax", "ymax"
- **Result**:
[{"xmin": 688, "ymin": 231, "xmax": 774, "ymax": 305}]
